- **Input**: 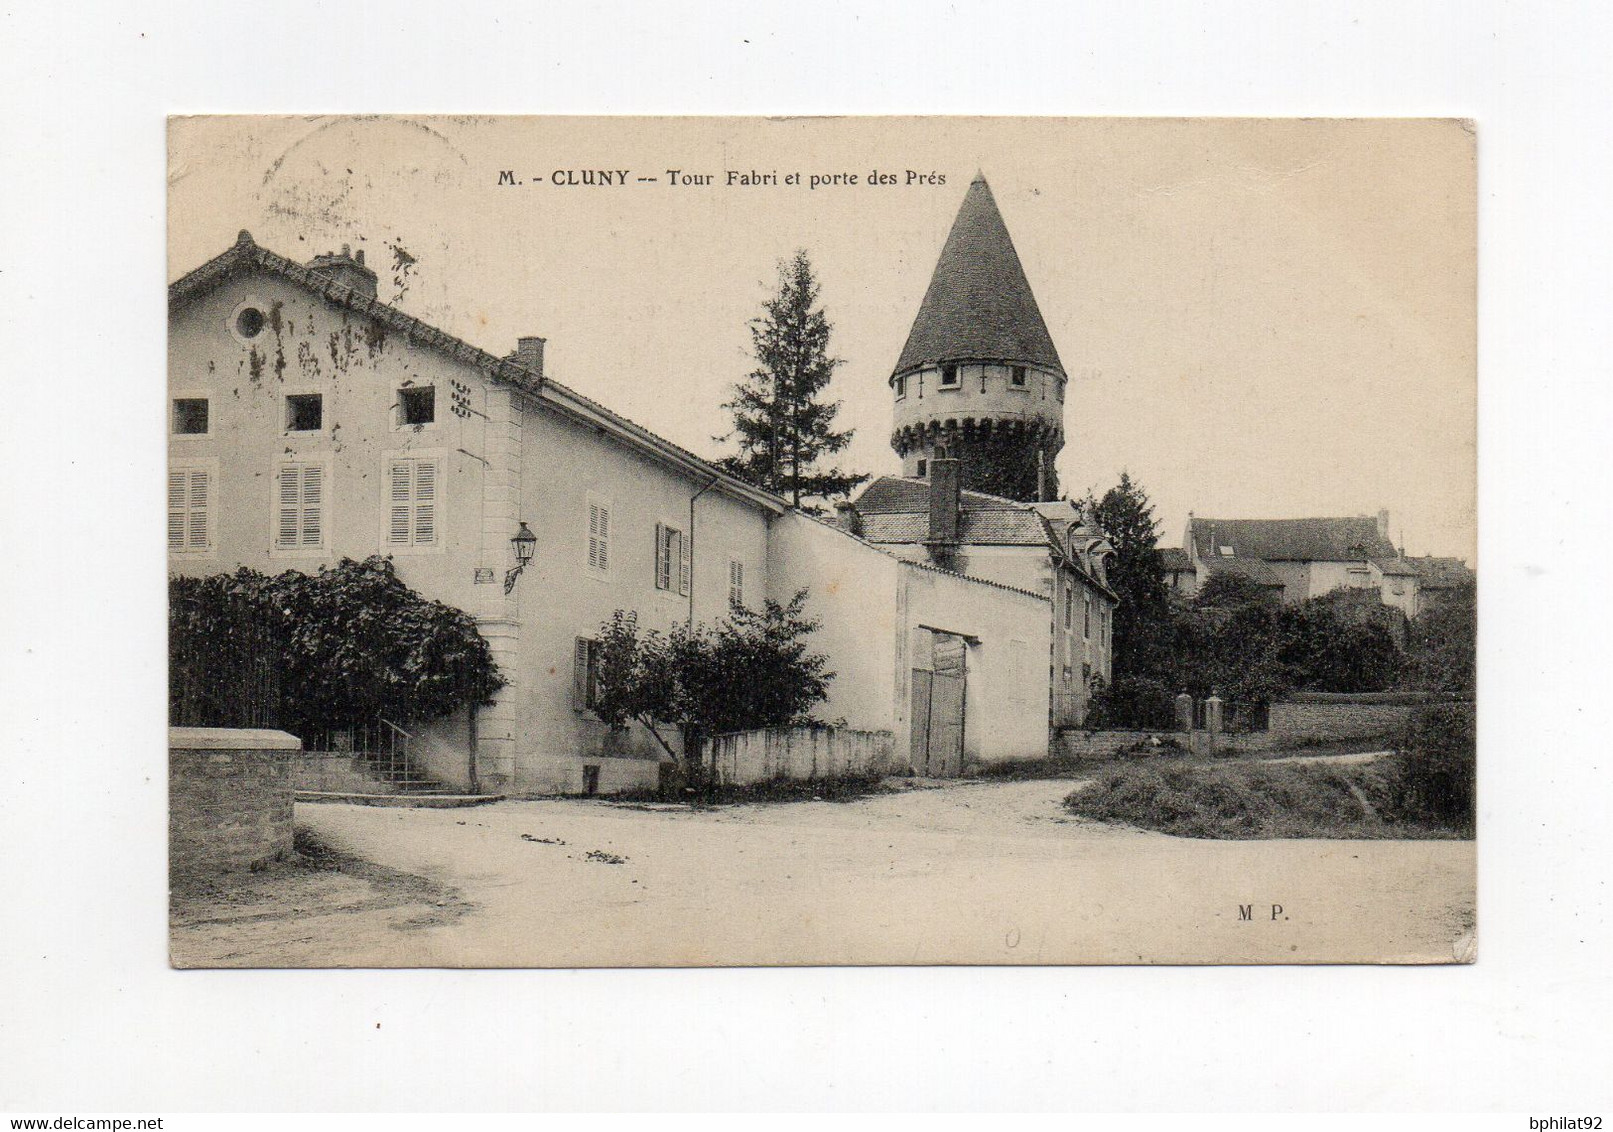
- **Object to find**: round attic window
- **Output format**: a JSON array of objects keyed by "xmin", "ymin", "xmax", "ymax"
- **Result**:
[{"xmin": 235, "ymin": 306, "xmax": 266, "ymax": 339}]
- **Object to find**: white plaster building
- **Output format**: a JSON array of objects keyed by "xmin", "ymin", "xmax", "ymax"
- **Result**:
[{"xmin": 168, "ymin": 231, "xmax": 1059, "ymax": 793}]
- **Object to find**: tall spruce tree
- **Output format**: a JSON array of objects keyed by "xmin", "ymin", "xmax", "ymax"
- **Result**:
[
  {"xmin": 719, "ymin": 250, "xmax": 867, "ymax": 510},
  {"xmin": 1083, "ymin": 472, "xmax": 1174, "ymax": 691}
]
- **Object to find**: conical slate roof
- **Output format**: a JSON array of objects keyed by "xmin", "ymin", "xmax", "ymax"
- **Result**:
[{"xmin": 893, "ymin": 174, "xmax": 1065, "ymax": 378}]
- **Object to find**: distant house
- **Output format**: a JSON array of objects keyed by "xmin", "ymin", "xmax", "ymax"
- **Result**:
[
  {"xmin": 1172, "ymin": 510, "xmax": 1470, "ymax": 617},
  {"xmin": 839, "ymin": 462, "xmax": 1118, "ymax": 728},
  {"xmin": 1404, "ymin": 555, "xmax": 1478, "ymax": 612},
  {"xmin": 1158, "ymin": 546, "xmax": 1196, "ymax": 597}
]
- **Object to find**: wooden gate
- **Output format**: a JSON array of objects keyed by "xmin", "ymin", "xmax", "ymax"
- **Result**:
[{"xmin": 910, "ymin": 631, "xmax": 967, "ymax": 776}]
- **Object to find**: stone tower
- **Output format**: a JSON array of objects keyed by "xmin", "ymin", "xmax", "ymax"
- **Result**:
[{"xmin": 890, "ymin": 173, "xmax": 1067, "ymax": 502}]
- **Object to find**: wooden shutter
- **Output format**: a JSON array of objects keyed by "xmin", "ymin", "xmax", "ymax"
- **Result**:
[
  {"xmin": 573, "ymin": 637, "xmax": 597, "ymax": 710},
  {"xmin": 185, "ymin": 469, "xmax": 209, "ymax": 550},
  {"xmin": 277, "ymin": 465, "xmax": 301, "ymax": 548},
  {"xmin": 388, "ymin": 460, "xmax": 412, "ymax": 545},
  {"xmin": 573, "ymin": 638, "xmax": 589, "ymax": 708},
  {"xmin": 385, "ymin": 459, "xmax": 436, "ymax": 546},
  {"xmin": 729, "ymin": 559, "xmax": 742, "ymax": 606},
  {"xmin": 677, "ymin": 528, "xmax": 689, "ymax": 596},
  {"xmin": 413, "ymin": 460, "xmax": 436, "ymax": 545},
  {"xmin": 167, "ymin": 470, "xmax": 186, "ymax": 549},
  {"xmin": 301, "ymin": 463, "xmax": 323, "ymax": 546},
  {"xmin": 588, "ymin": 500, "xmax": 610, "ymax": 571},
  {"xmin": 654, "ymin": 522, "xmax": 668, "ymax": 589}
]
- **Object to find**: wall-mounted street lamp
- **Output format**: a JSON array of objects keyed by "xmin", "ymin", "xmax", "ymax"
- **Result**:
[{"xmin": 504, "ymin": 521, "xmax": 537, "ymax": 594}]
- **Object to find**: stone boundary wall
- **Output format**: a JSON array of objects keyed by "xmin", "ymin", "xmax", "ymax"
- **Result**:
[
  {"xmin": 1051, "ymin": 729, "xmax": 1175, "ymax": 761},
  {"xmin": 710, "ymin": 727, "xmax": 896, "ymax": 786},
  {"xmin": 289, "ymin": 751, "xmax": 399, "ymax": 794},
  {"xmin": 1269, "ymin": 698, "xmax": 1424, "ymax": 744},
  {"xmin": 1267, "ymin": 693, "xmax": 1472, "ymax": 744},
  {"xmin": 170, "ymin": 727, "xmax": 299, "ymax": 877}
]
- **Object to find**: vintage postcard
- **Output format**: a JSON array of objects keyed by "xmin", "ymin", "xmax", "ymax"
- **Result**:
[{"xmin": 166, "ymin": 116, "xmax": 1475, "ymax": 967}]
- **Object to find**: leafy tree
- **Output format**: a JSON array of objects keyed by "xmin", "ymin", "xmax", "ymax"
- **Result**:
[
  {"xmin": 592, "ymin": 610, "xmax": 684, "ymax": 761},
  {"xmin": 1193, "ymin": 572, "xmax": 1280, "ymax": 610},
  {"xmin": 1276, "ymin": 598, "xmax": 1402, "ymax": 694},
  {"xmin": 693, "ymin": 591, "xmax": 833, "ymax": 735},
  {"xmin": 169, "ymin": 557, "xmax": 505, "ymax": 736},
  {"xmin": 592, "ymin": 591, "xmax": 833, "ymax": 776},
  {"xmin": 1398, "ymin": 583, "xmax": 1476, "ymax": 695},
  {"xmin": 719, "ymin": 250, "xmax": 867, "ymax": 510}
]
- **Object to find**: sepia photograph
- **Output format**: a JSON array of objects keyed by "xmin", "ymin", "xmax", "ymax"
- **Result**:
[{"xmin": 165, "ymin": 115, "xmax": 1476, "ymax": 969}]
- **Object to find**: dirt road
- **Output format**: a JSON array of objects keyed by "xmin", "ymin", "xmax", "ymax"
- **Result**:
[{"xmin": 171, "ymin": 778, "xmax": 1475, "ymax": 967}]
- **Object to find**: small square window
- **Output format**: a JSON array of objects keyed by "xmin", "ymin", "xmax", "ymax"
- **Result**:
[
  {"xmin": 940, "ymin": 365, "xmax": 959, "ymax": 387},
  {"xmin": 173, "ymin": 398, "xmax": 209, "ymax": 435},
  {"xmin": 399, "ymin": 386, "xmax": 435, "ymax": 426},
  {"xmin": 1011, "ymin": 366, "xmax": 1027, "ymax": 387},
  {"xmin": 286, "ymin": 393, "xmax": 323, "ymax": 432}
]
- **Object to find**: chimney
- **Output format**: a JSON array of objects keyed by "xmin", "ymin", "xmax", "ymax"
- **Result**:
[
  {"xmin": 832, "ymin": 499, "xmax": 863, "ymax": 538},
  {"xmin": 1376, "ymin": 508, "xmax": 1390, "ymax": 539},
  {"xmin": 306, "ymin": 243, "xmax": 378, "ymax": 299},
  {"xmin": 928, "ymin": 458, "xmax": 961, "ymax": 545},
  {"xmin": 516, "ymin": 336, "xmax": 546, "ymax": 379}
]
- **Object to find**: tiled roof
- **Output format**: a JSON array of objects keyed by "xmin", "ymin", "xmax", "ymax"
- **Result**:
[
  {"xmin": 1370, "ymin": 556, "xmax": 1423, "ymax": 578},
  {"xmin": 858, "ymin": 510, "xmax": 1050, "ymax": 547},
  {"xmin": 853, "ymin": 475, "xmax": 1021, "ymax": 514},
  {"xmin": 1189, "ymin": 516, "xmax": 1397, "ymax": 563},
  {"xmin": 1157, "ymin": 546, "xmax": 1194, "ymax": 572},
  {"xmin": 1202, "ymin": 556, "xmax": 1285, "ymax": 587},
  {"xmin": 168, "ymin": 231, "xmax": 787, "ymax": 514},
  {"xmin": 850, "ymin": 476, "xmax": 1116, "ymax": 600},
  {"xmin": 1412, "ymin": 556, "xmax": 1476, "ymax": 589},
  {"xmin": 892, "ymin": 174, "xmax": 1065, "ymax": 379}
]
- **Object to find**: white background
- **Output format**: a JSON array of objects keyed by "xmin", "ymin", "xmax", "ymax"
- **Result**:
[{"xmin": 1, "ymin": 0, "xmax": 1609, "ymax": 1115}]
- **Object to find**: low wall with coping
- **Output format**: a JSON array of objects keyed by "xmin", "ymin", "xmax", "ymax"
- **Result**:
[
  {"xmin": 170, "ymin": 727, "xmax": 299, "ymax": 877},
  {"xmin": 1268, "ymin": 693, "xmax": 1446, "ymax": 745},
  {"xmin": 710, "ymin": 727, "xmax": 896, "ymax": 786}
]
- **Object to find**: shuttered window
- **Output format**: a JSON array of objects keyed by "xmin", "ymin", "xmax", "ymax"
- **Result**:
[
  {"xmin": 275, "ymin": 462, "xmax": 324, "ymax": 549},
  {"xmin": 587, "ymin": 497, "xmax": 611, "ymax": 572},
  {"xmin": 728, "ymin": 559, "xmax": 743, "ymax": 607},
  {"xmin": 1083, "ymin": 594, "xmax": 1092, "ymax": 640},
  {"xmin": 573, "ymin": 637, "xmax": 600, "ymax": 711},
  {"xmin": 167, "ymin": 467, "xmax": 211, "ymax": 553},
  {"xmin": 654, "ymin": 523, "xmax": 688, "ymax": 595},
  {"xmin": 386, "ymin": 458, "xmax": 438, "ymax": 547}
]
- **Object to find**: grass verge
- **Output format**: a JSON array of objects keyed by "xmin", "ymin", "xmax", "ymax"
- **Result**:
[{"xmin": 1064, "ymin": 758, "xmax": 1471, "ymax": 840}]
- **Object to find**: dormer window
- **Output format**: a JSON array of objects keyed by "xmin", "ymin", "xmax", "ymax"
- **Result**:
[
  {"xmin": 939, "ymin": 364, "xmax": 959, "ymax": 388},
  {"xmin": 399, "ymin": 385, "xmax": 435, "ymax": 426}
]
